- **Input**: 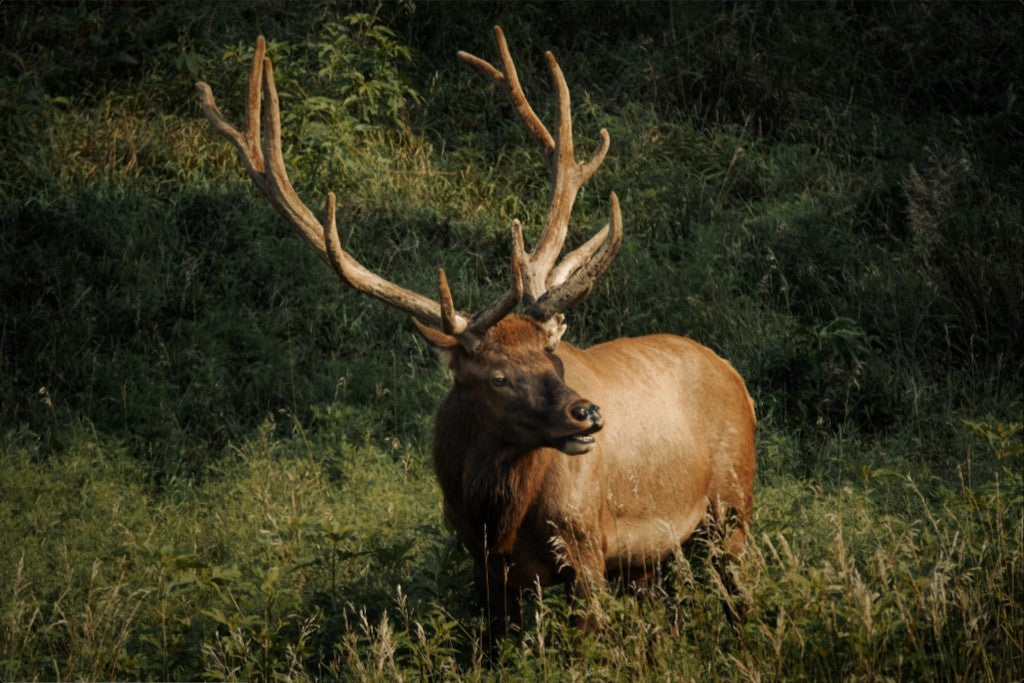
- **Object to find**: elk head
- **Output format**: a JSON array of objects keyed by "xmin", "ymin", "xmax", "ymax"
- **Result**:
[
  {"xmin": 195, "ymin": 27, "xmax": 620, "ymax": 454},
  {"xmin": 420, "ymin": 314, "xmax": 604, "ymax": 455}
]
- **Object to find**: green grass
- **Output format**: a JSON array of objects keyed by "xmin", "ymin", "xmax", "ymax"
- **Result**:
[{"xmin": 1, "ymin": 1, "xmax": 1022, "ymax": 680}]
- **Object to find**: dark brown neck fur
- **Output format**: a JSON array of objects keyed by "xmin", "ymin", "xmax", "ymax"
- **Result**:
[
  {"xmin": 433, "ymin": 384, "xmax": 553, "ymax": 557},
  {"xmin": 463, "ymin": 442, "xmax": 553, "ymax": 556}
]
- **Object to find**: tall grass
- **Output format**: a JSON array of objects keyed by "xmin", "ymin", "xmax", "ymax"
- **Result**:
[{"xmin": 1, "ymin": 1, "xmax": 1021, "ymax": 679}]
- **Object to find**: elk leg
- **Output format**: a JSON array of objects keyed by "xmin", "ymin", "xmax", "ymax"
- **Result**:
[
  {"xmin": 559, "ymin": 533, "xmax": 607, "ymax": 632},
  {"xmin": 475, "ymin": 557, "xmax": 523, "ymax": 642},
  {"xmin": 713, "ymin": 550, "xmax": 745, "ymax": 632},
  {"xmin": 708, "ymin": 505, "xmax": 749, "ymax": 634},
  {"xmin": 564, "ymin": 572, "xmax": 603, "ymax": 632}
]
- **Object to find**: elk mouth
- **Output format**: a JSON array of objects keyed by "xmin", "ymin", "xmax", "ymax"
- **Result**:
[{"xmin": 556, "ymin": 423, "xmax": 602, "ymax": 455}]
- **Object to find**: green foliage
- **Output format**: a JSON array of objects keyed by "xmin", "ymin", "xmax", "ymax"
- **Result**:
[
  {"xmin": 216, "ymin": 13, "xmax": 419, "ymax": 146},
  {"xmin": 0, "ymin": 1, "xmax": 1021, "ymax": 680}
]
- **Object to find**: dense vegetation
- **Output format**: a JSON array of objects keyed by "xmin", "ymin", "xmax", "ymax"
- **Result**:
[{"xmin": 1, "ymin": 2, "xmax": 1021, "ymax": 679}]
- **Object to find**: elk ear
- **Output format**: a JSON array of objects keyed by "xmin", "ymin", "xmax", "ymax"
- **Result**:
[
  {"xmin": 540, "ymin": 313, "xmax": 567, "ymax": 352},
  {"xmin": 412, "ymin": 318, "xmax": 461, "ymax": 367}
]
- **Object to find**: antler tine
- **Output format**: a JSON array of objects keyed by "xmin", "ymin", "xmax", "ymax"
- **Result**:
[
  {"xmin": 545, "ymin": 212, "xmax": 609, "ymax": 290},
  {"xmin": 437, "ymin": 268, "xmax": 459, "ymax": 335},
  {"xmin": 258, "ymin": 54, "xmax": 331, "ymax": 258},
  {"xmin": 458, "ymin": 27, "xmax": 555, "ymax": 162},
  {"xmin": 195, "ymin": 37, "xmax": 265, "ymax": 182},
  {"xmin": 526, "ymin": 192, "xmax": 623, "ymax": 321},
  {"xmin": 319, "ymin": 193, "xmax": 453, "ymax": 331},
  {"xmin": 243, "ymin": 37, "xmax": 264, "ymax": 167}
]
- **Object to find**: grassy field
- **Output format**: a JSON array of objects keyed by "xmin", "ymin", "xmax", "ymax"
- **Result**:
[{"xmin": 1, "ymin": 2, "xmax": 1021, "ymax": 680}]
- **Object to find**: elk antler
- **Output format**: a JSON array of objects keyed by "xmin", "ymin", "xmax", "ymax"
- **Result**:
[
  {"xmin": 196, "ymin": 36, "xmax": 522, "ymax": 350},
  {"xmin": 458, "ymin": 26, "xmax": 623, "ymax": 323}
]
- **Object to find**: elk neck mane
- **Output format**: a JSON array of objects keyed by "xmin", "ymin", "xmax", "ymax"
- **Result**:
[{"xmin": 433, "ymin": 350, "xmax": 557, "ymax": 556}]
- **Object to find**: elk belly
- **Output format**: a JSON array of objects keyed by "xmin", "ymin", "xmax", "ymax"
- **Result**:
[{"xmin": 601, "ymin": 503, "xmax": 707, "ymax": 573}]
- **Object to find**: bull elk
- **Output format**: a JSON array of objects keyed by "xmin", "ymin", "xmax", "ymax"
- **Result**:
[{"xmin": 196, "ymin": 27, "xmax": 756, "ymax": 637}]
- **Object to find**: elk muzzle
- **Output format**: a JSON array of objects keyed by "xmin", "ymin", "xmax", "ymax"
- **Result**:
[{"xmin": 559, "ymin": 399, "xmax": 603, "ymax": 455}]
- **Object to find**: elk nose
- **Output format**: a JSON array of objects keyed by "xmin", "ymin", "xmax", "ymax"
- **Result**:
[{"xmin": 570, "ymin": 401, "xmax": 602, "ymax": 426}]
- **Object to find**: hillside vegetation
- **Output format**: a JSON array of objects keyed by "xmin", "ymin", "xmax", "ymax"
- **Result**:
[{"xmin": 1, "ymin": 2, "xmax": 1021, "ymax": 680}]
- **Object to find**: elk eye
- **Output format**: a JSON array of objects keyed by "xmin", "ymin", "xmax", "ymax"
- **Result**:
[{"xmin": 491, "ymin": 375, "xmax": 511, "ymax": 388}]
